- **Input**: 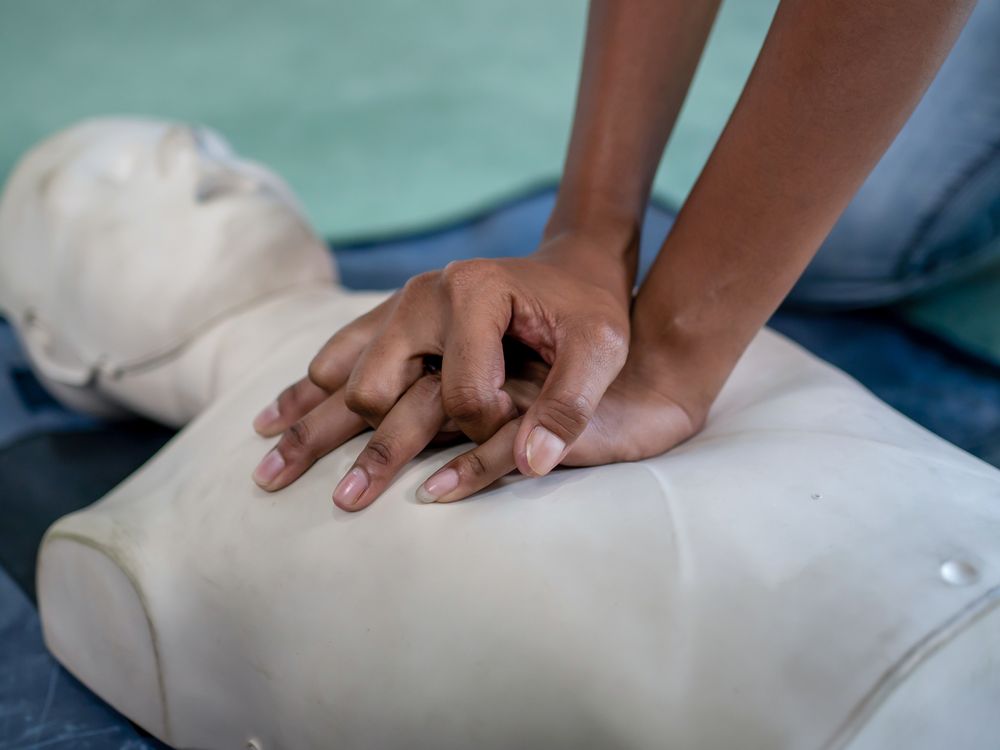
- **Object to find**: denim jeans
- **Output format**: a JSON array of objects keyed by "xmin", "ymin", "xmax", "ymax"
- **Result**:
[{"xmin": 788, "ymin": 0, "xmax": 1000, "ymax": 308}]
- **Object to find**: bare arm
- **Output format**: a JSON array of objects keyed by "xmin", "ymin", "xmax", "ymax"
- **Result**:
[
  {"xmin": 541, "ymin": 0, "xmax": 721, "ymax": 299},
  {"xmin": 408, "ymin": 0, "xmax": 980, "ymax": 504},
  {"xmin": 254, "ymin": 0, "xmax": 725, "ymax": 496},
  {"xmin": 630, "ymin": 0, "xmax": 976, "ymax": 421},
  {"xmin": 255, "ymin": 0, "xmax": 976, "ymax": 508}
]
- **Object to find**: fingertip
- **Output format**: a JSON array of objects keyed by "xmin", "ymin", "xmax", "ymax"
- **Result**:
[
  {"xmin": 255, "ymin": 425, "xmax": 285, "ymax": 439},
  {"xmin": 524, "ymin": 425, "xmax": 565, "ymax": 477},
  {"xmin": 415, "ymin": 467, "xmax": 460, "ymax": 504},
  {"xmin": 334, "ymin": 499, "xmax": 367, "ymax": 513},
  {"xmin": 433, "ymin": 490, "xmax": 471, "ymax": 505},
  {"xmin": 252, "ymin": 401, "xmax": 282, "ymax": 436},
  {"xmin": 415, "ymin": 486, "xmax": 437, "ymax": 504},
  {"xmin": 512, "ymin": 419, "xmax": 537, "ymax": 477},
  {"xmin": 252, "ymin": 448, "xmax": 286, "ymax": 490},
  {"xmin": 332, "ymin": 466, "xmax": 370, "ymax": 511},
  {"xmin": 513, "ymin": 439, "xmax": 533, "ymax": 477}
]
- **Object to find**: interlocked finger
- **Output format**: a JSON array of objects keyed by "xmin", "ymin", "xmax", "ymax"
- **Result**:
[
  {"xmin": 333, "ymin": 375, "xmax": 448, "ymax": 512},
  {"xmin": 253, "ymin": 390, "xmax": 367, "ymax": 491},
  {"xmin": 415, "ymin": 418, "xmax": 521, "ymax": 504}
]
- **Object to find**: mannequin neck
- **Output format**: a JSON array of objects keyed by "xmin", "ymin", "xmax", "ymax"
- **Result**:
[{"xmin": 101, "ymin": 284, "xmax": 390, "ymax": 426}]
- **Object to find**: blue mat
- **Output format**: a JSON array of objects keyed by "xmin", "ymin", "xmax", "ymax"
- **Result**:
[
  {"xmin": 2, "ymin": 188, "xmax": 999, "ymax": 748},
  {"xmin": 0, "ymin": 324, "xmax": 98, "ymax": 451},
  {"xmin": 0, "ymin": 566, "xmax": 167, "ymax": 749}
]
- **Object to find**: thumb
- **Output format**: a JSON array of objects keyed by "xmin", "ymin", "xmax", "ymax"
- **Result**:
[{"xmin": 514, "ymin": 323, "xmax": 626, "ymax": 477}]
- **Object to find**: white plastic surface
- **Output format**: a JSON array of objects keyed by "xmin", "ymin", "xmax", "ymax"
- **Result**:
[{"xmin": 37, "ymin": 314, "xmax": 1000, "ymax": 749}]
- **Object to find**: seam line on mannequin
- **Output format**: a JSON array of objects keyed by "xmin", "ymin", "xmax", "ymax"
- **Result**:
[{"xmin": 821, "ymin": 582, "xmax": 1000, "ymax": 750}]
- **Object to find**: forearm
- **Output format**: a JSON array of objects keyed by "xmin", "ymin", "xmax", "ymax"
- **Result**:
[
  {"xmin": 542, "ymin": 0, "xmax": 721, "ymax": 278},
  {"xmin": 632, "ymin": 0, "xmax": 974, "ymax": 414}
]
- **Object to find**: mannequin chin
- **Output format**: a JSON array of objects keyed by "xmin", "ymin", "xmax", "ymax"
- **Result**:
[{"xmin": 2, "ymin": 120, "xmax": 999, "ymax": 749}]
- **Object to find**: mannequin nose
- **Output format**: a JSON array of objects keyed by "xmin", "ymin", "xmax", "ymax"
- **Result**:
[
  {"xmin": 156, "ymin": 124, "xmax": 200, "ymax": 176},
  {"xmin": 194, "ymin": 167, "xmax": 266, "ymax": 203}
]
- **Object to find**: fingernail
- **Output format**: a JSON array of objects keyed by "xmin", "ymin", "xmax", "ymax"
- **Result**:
[
  {"xmin": 333, "ymin": 467, "xmax": 369, "ymax": 507},
  {"xmin": 252, "ymin": 449, "xmax": 285, "ymax": 487},
  {"xmin": 253, "ymin": 401, "xmax": 280, "ymax": 432},
  {"xmin": 526, "ymin": 426, "xmax": 565, "ymax": 476},
  {"xmin": 416, "ymin": 468, "xmax": 459, "ymax": 503}
]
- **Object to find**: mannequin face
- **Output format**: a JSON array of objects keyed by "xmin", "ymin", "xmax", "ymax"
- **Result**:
[
  {"xmin": 34, "ymin": 118, "xmax": 304, "ymax": 238},
  {"xmin": 0, "ymin": 118, "xmax": 334, "ymax": 415}
]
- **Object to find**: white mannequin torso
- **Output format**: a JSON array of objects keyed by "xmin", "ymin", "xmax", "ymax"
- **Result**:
[
  {"xmin": 37, "ymin": 312, "xmax": 1000, "ymax": 749},
  {"xmin": 1, "ymin": 118, "xmax": 996, "ymax": 749}
]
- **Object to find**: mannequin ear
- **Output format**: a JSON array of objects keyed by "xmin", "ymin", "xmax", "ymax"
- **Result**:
[
  {"xmin": 156, "ymin": 125, "xmax": 199, "ymax": 176},
  {"xmin": 19, "ymin": 311, "xmax": 94, "ymax": 387}
]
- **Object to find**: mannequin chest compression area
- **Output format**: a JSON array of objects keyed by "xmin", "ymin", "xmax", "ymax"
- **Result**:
[{"xmin": 36, "ymin": 321, "xmax": 1000, "ymax": 750}]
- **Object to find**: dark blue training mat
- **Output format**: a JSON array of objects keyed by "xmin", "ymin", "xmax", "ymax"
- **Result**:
[{"xmin": 2, "ymin": 188, "xmax": 999, "ymax": 748}]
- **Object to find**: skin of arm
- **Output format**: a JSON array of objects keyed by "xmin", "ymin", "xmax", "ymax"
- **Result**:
[
  {"xmin": 252, "ymin": 0, "xmax": 723, "ymax": 499},
  {"xmin": 407, "ymin": 0, "xmax": 979, "ymax": 505},
  {"xmin": 628, "ymin": 0, "xmax": 976, "ymax": 423},
  {"xmin": 539, "ymin": 0, "xmax": 722, "ymax": 301}
]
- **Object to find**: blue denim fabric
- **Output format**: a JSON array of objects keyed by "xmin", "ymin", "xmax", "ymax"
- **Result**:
[{"xmin": 789, "ymin": 0, "xmax": 1000, "ymax": 307}]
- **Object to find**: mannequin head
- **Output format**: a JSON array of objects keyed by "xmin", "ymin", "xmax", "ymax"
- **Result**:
[{"xmin": 0, "ymin": 117, "xmax": 335, "ymax": 423}]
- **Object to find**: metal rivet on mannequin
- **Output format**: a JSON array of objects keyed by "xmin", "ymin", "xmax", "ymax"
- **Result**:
[
  {"xmin": 810, "ymin": 493, "xmax": 822, "ymax": 500},
  {"xmin": 939, "ymin": 559, "xmax": 979, "ymax": 586}
]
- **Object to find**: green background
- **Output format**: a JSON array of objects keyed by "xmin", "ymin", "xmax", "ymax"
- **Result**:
[
  {"xmin": 0, "ymin": 0, "xmax": 776, "ymax": 237},
  {"xmin": 1, "ymin": 0, "xmax": 995, "ymax": 360}
]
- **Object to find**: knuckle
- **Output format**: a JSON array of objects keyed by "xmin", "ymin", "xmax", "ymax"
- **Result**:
[
  {"xmin": 441, "ymin": 259, "xmax": 497, "ymax": 292},
  {"xmin": 541, "ymin": 391, "xmax": 592, "ymax": 436},
  {"xmin": 411, "ymin": 374, "xmax": 442, "ymax": 399},
  {"xmin": 361, "ymin": 298, "xmax": 393, "ymax": 326},
  {"xmin": 344, "ymin": 383, "xmax": 392, "ymax": 420},
  {"xmin": 442, "ymin": 384, "xmax": 491, "ymax": 424},
  {"xmin": 307, "ymin": 330, "xmax": 357, "ymax": 389},
  {"xmin": 591, "ymin": 320, "xmax": 627, "ymax": 353},
  {"xmin": 307, "ymin": 359, "xmax": 335, "ymax": 391},
  {"xmin": 282, "ymin": 420, "xmax": 314, "ymax": 457},
  {"xmin": 341, "ymin": 320, "xmax": 375, "ymax": 349},
  {"xmin": 401, "ymin": 270, "xmax": 438, "ymax": 297},
  {"xmin": 459, "ymin": 450, "xmax": 490, "ymax": 479},
  {"xmin": 277, "ymin": 383, "xmax": 302, "ymax": 411},
  {"xmin": 361, "ymin": 437, "xmax": 395, "ymax": 469},
  {"xmin": 579, "ymin": 317, "xmax": 628, "ymax": 358},
  {"xmin": 568, "ymin": 316, "xmax": 628, "ymax": 371}
]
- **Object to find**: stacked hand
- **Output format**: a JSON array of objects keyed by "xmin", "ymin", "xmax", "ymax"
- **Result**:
[
  {"xmin": 252, "ymin": 234, "xmax": 701, "ymax": 511},
  {"xmin": 249, "ymin": 0, "xmax": 968, "ymax": 510}
]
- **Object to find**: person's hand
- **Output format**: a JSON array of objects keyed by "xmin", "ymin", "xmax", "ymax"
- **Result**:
[
  {"xmin": 410, "ymin": 345, "xmax": 700, "ymax": 504},
  {"xmin": 251, "ymin": 230, "xmax": 636, "ymax": 497},
  {"xmin": 254, "ymin": 334, "xmax": 700, "ymax": 511}
]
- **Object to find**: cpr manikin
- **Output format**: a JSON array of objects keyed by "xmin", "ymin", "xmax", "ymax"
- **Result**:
[{"xmin": 2, "ymin": 119, "xmax": 998, "ymax": 750}]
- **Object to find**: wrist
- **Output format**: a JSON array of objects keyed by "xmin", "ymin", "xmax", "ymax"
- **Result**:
[
  {"xmin": 626, "ymin": 290, "xmax": 750, "ymax": 422},
  {"xmin": 626, "ymin": 215, "xmax": 792, "ymax": 416},
  {"xmin": 535, "ymin": 214, "xmax": 641, "ymax": 305},
  {"xmin": 544, "ymin": 185, "xmax": 642, "ymax": 247},
  {"xmin": 535, "ymin": 232, "xmax": 637, "ymax": 308}
]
